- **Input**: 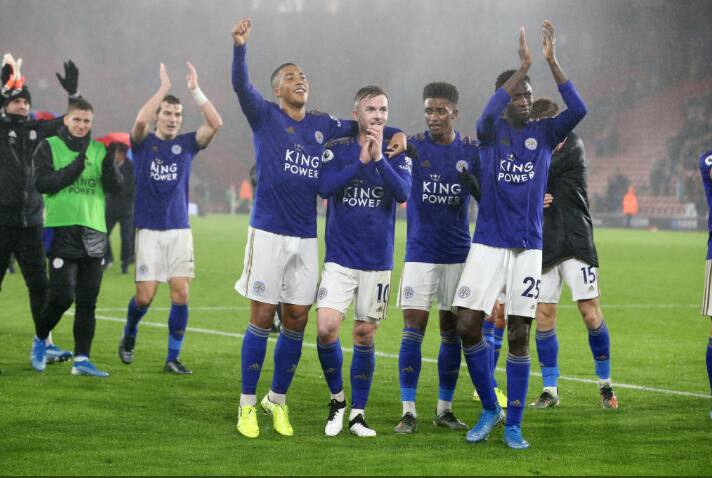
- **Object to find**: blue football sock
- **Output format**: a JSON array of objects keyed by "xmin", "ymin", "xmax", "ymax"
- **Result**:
[
  {"xmin": 241, "ymin": 323, "xmax": 270, "ymax": 395},
  {"xmin": 536, "ymin": 329, "xmax": 559, "ymax": 388},
  {"xmin": 271, "ymin": 327, "xmax": 304, "ymax": 394},
  {"xmin": 505, "ymin": 353, "xmax": 531, "ymax": 427},
  {"xmin": 167, "ymin": 303, "xmax": 188, "ymax": 362},
  {"xmin": 351, "ymin": 344, "xmax": 375, "ymax": 410},
  {"xmin": 493, "ymin": 324, "xmax": 505, "ymax": 388},
  {"xmin": 124, "ymin": 296, "xmax": 149, "ymax": 338},
  {"xmin": 438, "ymin": 330, "xmax": 461, "ymax": 402},
  {"xmin": 463, "ymin": 340, "xmax": 497, "ymax": 410},
  {"xmin": 317, "ymin": 338, "xmax": 343, "ymax": 394},
  {"xmin": 399, "ymin": 328, "xmax": 424, "ymax": 402},
  {"xmin": 707, "ymin": 337, "xmax": 712, "ymax": 396},
  {"xmin": 483, "ymin": 321, "xmax": 495, "ymax": 379},
  {"xmin": 588, "ymin": 321, "xmax": 611, "ymax": 380}
]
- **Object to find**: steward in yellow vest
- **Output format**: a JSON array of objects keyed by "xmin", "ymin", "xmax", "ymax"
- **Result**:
[{"xmin": 31, "ymin": 98, "xmax": 122, "ymax": 377}]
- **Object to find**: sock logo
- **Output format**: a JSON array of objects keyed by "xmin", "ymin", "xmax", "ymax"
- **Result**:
[
  {"xmin": 248, "ymin": 363, "xmax": 261, "ymax": 371},
  {"xmin": 400, "ymin": 366, "xmax": 415, "ymax": 374},
  {"xmin": 509, "ymin": 400, "xmax": 521, "ymax": 407},
  {"xmin": 353, "ymin": 373, "xmax": 371, "ymax": 381},
  {"xmin": 324, "ymin": 367, "xmax": 337, "ymax": 375}
]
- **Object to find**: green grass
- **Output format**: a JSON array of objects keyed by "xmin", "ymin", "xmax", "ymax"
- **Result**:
[{"xmin": 1, "ymin": 214, "xmax": 711, "ymax": 475}]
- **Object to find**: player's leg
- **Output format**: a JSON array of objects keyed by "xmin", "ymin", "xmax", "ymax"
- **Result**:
[
  {"xmin": 532, "ymin": 264, "xmax": 564, "ymax": 408},
  {"xmin": 164, "ymin": 276, "xmax": 192, "ymax": 374},
  {"xmin": 482, "ymin": 301, "xmax": 508, "ymax": 408},
  {"xmin": 453, "ymin": 245, "xmax": 506, "ymax": 443},
  {"xmin": 33, "ymin": 257, "xmax": 79, "ymax": 372},
  {"xmin": 348, "ymin": 269, "xmax": 389, "ymax": 437},
  {"xmin": 70, "ymin": 257, "xmax": 108, "ymax": 377},
  {"xmin": 0, "ymin": 224, "xmax": 15, "ymax": 290},
  {"xmin": 432, "ymin": 262, "xmax": 467, "ymax": 429},
  {"xmin": 395, "ymin": 262, "xmax": 436, "ymax": 432},
  {"xmin": 707, "ymin": 319, "xmax": 712, "ymax": 420},
  {"xmin": 501, "ymin": 248, "xmax": 542, "ymax": 449}
]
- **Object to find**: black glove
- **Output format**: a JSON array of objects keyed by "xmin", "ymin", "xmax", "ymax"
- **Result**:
[
  {"xmin": 1, "ymin": 63, "xmax": 12, "ymax": 88},
  {"xmin": 56, "ymin": 60, "xmax": 79, "ymax": 96}
]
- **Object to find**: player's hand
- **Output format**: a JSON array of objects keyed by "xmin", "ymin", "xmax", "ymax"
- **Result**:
[
  {"xmin": 56, "ymin": 60, "xmax": 79, "ymax": 96},
  {"xmin": 367, "ymin": 126, "xmax": 384, "ymax": 161},
  {"xmin": 544, "ymin": 193, "xmax": 553, "ymax": 208},
  {"xmin": 159, "ymin": 63, "xmax": 171, "ymax": 92},
  {"xmin": 232, "ymin": 17, "xmax": 252, "ymax": 46},
  {"xmin": 359, "ymin": 139, "xmax": 372, "ymax": 165},
  {"xmin": 518, "ymin": 27, "xmax": 532, "ymax": 68},
  {"xmin": 385, "ymin": 132, "xmax": 407, "ymax": 158},
  {"xmin": 186, "ymin": 62, "xmax": 198, "ymax": 91},
  {"xmin": 542, "ymin": 20, "xmax": 556, "ymax": 63}
]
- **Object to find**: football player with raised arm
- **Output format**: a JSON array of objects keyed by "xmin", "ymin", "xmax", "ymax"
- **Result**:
[
  {"xmin": 699, "ymin": 148, "xmax": 712, "ymax": 421},
  {"xmin": 230, "ymin": 18, "xmax": 405, "ymax": 438},
  {"xmin": 453, "ymin": 22, "xmax": 587, "ymax": 449}
]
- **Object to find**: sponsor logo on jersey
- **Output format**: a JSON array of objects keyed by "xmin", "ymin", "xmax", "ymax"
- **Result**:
[
  {"xmin": 456, "ymin": 160, "xmax": 468, "ymax": 172},
  {"xmin": 399, "ymin": 157, "xmax": 413, "ymax": 173},
  {"xmin": 171, "ymin": 144, "xmax": 182, "ymax": 155},
  {"xmin": 150, "ymin": 158, "xmax": 178, "ymax": 181},
  {"xmin": 317, "ymin": 287, "xmax": 328, "ymax": 301},
  {"xmin": 457, "ymin": 286, "xmax": 471, "ymax": 299},
  {"xmin": 252, "ymin": 281, "xmax": 266, "ymax": 295},
  {"xmin": 525, "ymin": 137, "xmax": 538, "ymax": 150},
  {"xmin": 284, "ymin": 145, "xmax": 320, "ymax": 178},
  {"xmin": 421, "ymin": 179, "xmax": 463, "ymax": 205},
  {"xmin": 403, "ymin": 286, "xmax": 414, "ymax": 299},
  {"xmin": 343, "ymin": 184, "xmax": 384, "ymax": 208},
  {"xmin": 498, "ymin": 154, "xmax": 534, "ymax": 184},
  {"xmin": 68, "ymin": 177, "xmax": 98, "ymax": 195},
  {"xmin": 52, "ymin": 258, "xmax": 64, "ymax": 269},
  {"xmin": 315, "ymin": 130, "xmax": 324, "ymax": 144}
]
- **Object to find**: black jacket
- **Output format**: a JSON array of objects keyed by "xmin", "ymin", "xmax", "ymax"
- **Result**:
[
  {"xmin": 105, "ymin": 158, "xmax": 135, "ymax": 216},
  {"xmin": 0, "ymin": 114, "xmax": 64, "ymax": 226},
  {"xmin": 34, "ymin": 127, "xmax": 123, "ymax": 258},
  {"xmin": 542, "ymin": 132, "xmax": 599, "ymax": 269}
]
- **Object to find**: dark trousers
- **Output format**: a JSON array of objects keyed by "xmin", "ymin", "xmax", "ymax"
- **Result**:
[
  {"xmin": 36, "ymin": 256, "xmax": 103, "ymax": 357},
  {"xmin": 0, "ymin": 224, "xmax": 48, "ymax": 328},
  {"xmin": 105, "ymin": 212, "xmax": 134, "ymax": 268}
]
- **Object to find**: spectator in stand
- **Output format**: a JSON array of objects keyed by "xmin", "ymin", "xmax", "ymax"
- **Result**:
[
  {"xmin": 238, "ymin": 177, "xmax": 253, "ymax": 212},
  {"xmin": 622, "ymin": 185, "xmax": 638, "ymax": 227},
  {"xmin": 104, "ymin": 142, "xmax": 135, "ymax": 274}
]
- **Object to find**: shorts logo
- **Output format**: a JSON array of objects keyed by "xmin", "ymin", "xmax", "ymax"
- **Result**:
[
  {"xmin": 171, "ymin": 144, "xmax": 182, "ymax": 155},
  {"xmin": 403, "ymin": 286, "xmax": 414, "ymax": 300},
  {"xmin": 29, "ymin": 130, "xmax": 37, "ymax": 140},
  {"xmin": 138, "ymin": 264, "xmax": 149, "ymax": 275},
  {"xmin": 52, "ymin": 258, "xmax": 64, "ymax": 269},
  {"xmin": 705, "ymin": 154, "xmax": 712, "ymax": 166},
  {"xmin": 314, "ymin": 131, "xmax": 324, "ymax": 144},
  {"xmin": 525, "ymin": 138, "xmax": 538, "ymax": 150},
  {"xmin": 317, "ymin": 287, "xmax": 328, "ymax": 301},
  {"xmin": 321, "ymin": 149, "xmax": 334, "ymax": 163},
  {"xmin": 457, "ymin": 286, "xmax": 471, "ymax": 299},
  {"xmin": 456, "ymin": 160, "xmax": 468, "ymax": 172},
  {"xmin": 252, "ymin": 281, "xmax": 266, "ymax": 295}
]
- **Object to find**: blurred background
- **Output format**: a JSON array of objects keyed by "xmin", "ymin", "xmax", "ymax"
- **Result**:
[{"xmin": 2, "ymin": 0, "xmax": 711, "ymax": 228}]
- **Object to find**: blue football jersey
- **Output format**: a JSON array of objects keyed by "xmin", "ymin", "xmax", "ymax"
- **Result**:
[
  {"xmin": 405, "ymin": 131, "xmax": 479, "ymax": 264},
  {"xmin": 474, "ymin": 81, "xmax": 587, "ymax": 250},
  {"xmin": 132, "ymin": 132, "xmax": 202, "ymax": 230},
  {"xmin": 319, "ymin": 136, "xmax": 412, "ymax": 270},
  {"xmin": 699, "ymin": 150, "xmax": 712, "ymax": 259}
]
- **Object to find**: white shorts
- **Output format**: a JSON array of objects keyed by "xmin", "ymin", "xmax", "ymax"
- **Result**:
[
  {"xmin": 135, "ymin": 228, "xmax": 195, "ymax": 283},
  {"xmin": 397, "ymin": 262, "xmax": 465, "ymax": 312},
  {"xmin": 452, "ymin": 243, "xmax": 542, "ymax": 319},
  {"xmin": 234, "ymin": 227, "xmax": 318, "ymax": 306},
  {"xmin": 702, "ymin": 260, "xmax": 712, "ymax": 317},
  {"xmin": 316, "ymin": 262, "xmax": 391, "ymax": 323},
  {"xmin": 539, "ymin": 258, "xmax": 600, "ymax": 304}
]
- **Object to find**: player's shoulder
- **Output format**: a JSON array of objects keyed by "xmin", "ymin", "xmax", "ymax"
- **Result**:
[
  {"xmin": 307, "ymin": 109, "xmax": 341, "ymax": 125},
  {"xmin": 408, "ymin": 132, "xmax": 427, "ymax": 144},
  {"xmin": 324, "ymin": 136, "xmax": 356, "ymax": 149}
]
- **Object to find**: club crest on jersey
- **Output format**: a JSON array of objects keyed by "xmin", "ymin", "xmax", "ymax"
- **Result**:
[
  {"xmin": 456, "ymin": 160, "xmax": 468, "ymax": 172},
  {"xmin": 457, "ymin": 286, "xmax": 471, "ymax": 299},
  {"xmin": 403, "ymin": 286, "xmax": 414, "ymax": 300},
  {"xmin": 252, "ymin": 281, "xmax": 266, "ymax": 295},
  {"xmin": 705, "ymin": 154, "xmax": 712, "ymax": 166},
  {"xmin": 52, "ymin": 258, "xmax": 64, "ymax": 269},
  {"xmin": 321, "ymin": 149, "xmax": 334, "ymax": 163},
  {"xmin": 317, "ymin": 287, "xmax": 328, "ymax": 301},
  {"xmin": 525, "ymin": 138, "xmax": 538, "ymax": 150},
  {"xmin": 171, "ymin": 144, "xmax": 182, "ymax": 155},
  {"xmin": 29, "ymin": 130, "xmax": 37, "ymax": 140},
  {"xmin": 314, "ymin": 131, "xmax": 324, "ymax": 144}
]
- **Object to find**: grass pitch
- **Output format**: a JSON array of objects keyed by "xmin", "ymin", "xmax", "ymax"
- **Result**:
[{"xmin": 1, "ymin": 214, "xmax": 711, "ymax": 475}]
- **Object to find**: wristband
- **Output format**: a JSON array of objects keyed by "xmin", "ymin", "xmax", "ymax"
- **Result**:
[{"xmin": 191, "ymin": 86, "xmax": 208, "ymax": 106}]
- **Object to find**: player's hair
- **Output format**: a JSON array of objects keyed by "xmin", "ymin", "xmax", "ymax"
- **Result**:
[
  {"xmin": 531, "ymin": 98, "xmax": 560, "ymax": 120},
  {"xmin": 495, "ymin": 69, "xmax": 531, "ymax": 91},
  {"xmin": 67, "ymin": 98, "xmax": 93, "ymax": 113},
  {"xmin": 270, "ymin": 62, "xmax": 298, "ymax": 89},
  {"xmin": 422, "ymin": 82, "xmax": 459, "ymax": 106},
  {"xmin": 354, "ymin": 85, "xmax": 388, "ymax": 107},
  {"xmin": 157, "ymin": 94, "xmax": 181, "ymax": 114}
]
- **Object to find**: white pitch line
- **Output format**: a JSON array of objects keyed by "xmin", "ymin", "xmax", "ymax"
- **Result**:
[{"xmin": 94, "ymin": 314, "xmax": 710, "ymax": 400}]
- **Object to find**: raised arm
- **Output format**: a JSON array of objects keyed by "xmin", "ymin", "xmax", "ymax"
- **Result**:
[
  {"xmin": 543, "ymin": 21, "xmax": 588, "ymax": 141},
  {"xmin": 231, "ymin": 17, "xmax": 267, "ymax": 130},
  {"xmin": 131, "ymin": 64, "xmax": 171, "ymax": 145},
  {"xmin": 477, "ymin": 28, "xmax": 532, "ymax": 142},
  {"xmin": 186, "ymin": 62, "xmax": 223, "ymax": 148}
]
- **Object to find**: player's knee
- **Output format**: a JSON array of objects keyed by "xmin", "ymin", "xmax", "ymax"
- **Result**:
[
  {"xmin": 170, "ymin": 288, "xmax": 190, "ymax": 305},
  {"xmin": 135, "ymin": 292, "xmax": 154, "ymax": 308},
  {"xmin": 536, "ymin": 306, "xmax": 556, "ymax": 331},
  {"xmin": 578, "ymin": 299, "xmax": 602, "ymax": 329},
  {"xmin": 48, "ymin": 289, "xmax": 74, "ymax": 312},
  {"xmin": 353, "ymin": 323, "xmax": 375, "ymax": 347},
  {"xmin": 317, "ymin": 322, "xmax": 339, "ymax": 344},
  {"xmin": 456, "ymin": 314, "xmax": 483, "ymax": 344},
  {"xmin": 507, "ymin": 318, "xmax": 531, "ymax": 356}
]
